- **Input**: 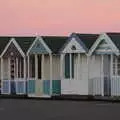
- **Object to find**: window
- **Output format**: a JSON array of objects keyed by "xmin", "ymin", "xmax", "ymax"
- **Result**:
[
  {"xmin": 113, "ymin": 56, "xmax": 120, "ymax": 76},
  {"xmin": 38, "ymin": 55, "xmax": 42, "ymax": 79},
  {"xmin": 64, "ymin": 53, "xmax": 74, "ymax": 79},
  {"xmin": 31, "ymin": 55, "xmax": 35, "ymax": 78},
  {"xmin": 71, "ymin": 45, "xmax": 76, "ymax": 50},
  {"xmin": 18, "ymin": 58, "xmax": 24, "ymax": 78}
]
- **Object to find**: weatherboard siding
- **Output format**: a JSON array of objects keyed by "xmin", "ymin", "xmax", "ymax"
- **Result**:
[{"xmin": 3, "ymin": 58, "xmax": 9, "ymax": 80}]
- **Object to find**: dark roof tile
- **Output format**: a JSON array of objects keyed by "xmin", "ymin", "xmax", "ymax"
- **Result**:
[
  {"xmin": 15, "ymin": 37, "xmax": 35, "ymax": 53},
  {"xmin": 107, "ymin": 33, "xmax": 120, "ymax": 50},
  {"xmin": 75, "ymin": 33, "xmax": 99, "ymax": 49},
  {"xmin": 42, "ymin": 36, "xmax": 68, "ymax": 53},
  {"xmin": 0, "ymin": 37, "xmax": 10, "ymax": 54}
]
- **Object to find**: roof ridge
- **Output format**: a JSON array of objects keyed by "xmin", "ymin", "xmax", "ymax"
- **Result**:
[
  {"xmin": 74, "ymin": 33, "xmax": 99, "ymax": 35},
  {"xmin": 107, "ymin": 32, "xmax": 120, "ymax": 34},
  {"xmin": 42, "ymin": 36, "xmax": 68, "ymax": 37}
]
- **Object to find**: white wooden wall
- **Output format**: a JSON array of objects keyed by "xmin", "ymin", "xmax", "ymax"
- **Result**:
[{"xmin": 61, "ymin": 54, "xmax": 89, "ymax": 95}]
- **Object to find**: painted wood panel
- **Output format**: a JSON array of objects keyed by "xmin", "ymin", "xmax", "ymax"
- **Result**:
[
  {"xmin": 95, "ymin": 40, "xmax": 113, "ymax": 54},
  {"xmin": 16, "ymin": 81, "xmax": 25, "ymax": 94},
  {"xmin": 2, "ymin": 80, "xmax": 10, "ymax": 94},
  {"xmin": 52, "ymin": 80, "xmax": 61, "ymax": 94},
  {"xmin": 35, "ymin": 80, "xmax": 43, "ymax": 96},
  {"xmin": 61, "ymin": 79, "xmax": 88, "ymax": 95},
  {"xmin": 29, "ymin": 39, "xmax": 48, "ymax": 54},
  {"xmin": 3, "ymin": 42, "xmax": 22, "ymax": 58},
  {"xmin": 52, "ymin": 55, "xmax": 61, "ymax": 80},
  {"xmin": 27, "ymin": 80, "xmax": 35, "ymax": 94},
  {"xmin": 43, "ymin": 80, "xmax": 50, "ymax": 95}
]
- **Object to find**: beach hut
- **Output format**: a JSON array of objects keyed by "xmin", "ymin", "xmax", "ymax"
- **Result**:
[
  {"xmin": 27, "ymin": 36, "xmax": 67, "ymax": 97},
  {"xmin": 88, "ymin": 33, "xmax": 120, "ymax": 96},
  {"xmin": 1, "ymin": 37, "xmax": 35, "ymax": 95},
  {"xmin": 60, "ymin": 33, "xmax": 99, "ymax": 95}
]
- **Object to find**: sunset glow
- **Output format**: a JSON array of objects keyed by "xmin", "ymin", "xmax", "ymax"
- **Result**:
[{"xmin": 0, "ymin": 0, "xmax": 120, "ymax": 36}]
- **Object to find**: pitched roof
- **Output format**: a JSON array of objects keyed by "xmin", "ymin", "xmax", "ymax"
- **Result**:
[
  {"xmin": 0, "ymin": 37, "xmax": 10, "ymax": 54},
  {"xmin": 75, "ymin": 33, "xmax": 99, "ymax": 49},
  {"xmin": 107, "ymin": 33, "xmax": 120, "ymax": 50},
  {"xmin": 14, "ymin": 37, "xmax": 35, "ymax": 53},
  {"xmin": 42, "ymin": 36, "xmax": 68, "ymax": 53}
]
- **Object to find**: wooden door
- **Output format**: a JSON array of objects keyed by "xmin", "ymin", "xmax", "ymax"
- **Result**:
[{"xmin": 103, "ymin": 55, "xmax": 111, "ymax": 96}]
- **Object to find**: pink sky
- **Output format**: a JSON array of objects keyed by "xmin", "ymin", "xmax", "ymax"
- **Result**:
[{"xmin": 0, "ymin": 0, "xmax": 120, "ymax": 36}]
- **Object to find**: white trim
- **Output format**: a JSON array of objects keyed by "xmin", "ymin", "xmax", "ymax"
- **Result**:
[
  {"xmin": 27, "ymin": 36, "xmax": 52, "ymax": 55},
  {"xmin": 88, "ymin": 33, "xmax": 119, "ymax": 56},
  {"xmin": 0, "ymin": 38, "xmax": 25, "ymax": 58}
]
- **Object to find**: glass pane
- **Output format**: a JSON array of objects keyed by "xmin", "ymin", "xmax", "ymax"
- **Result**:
[
  {"xmin": 118, "ymin": 70, "xmax": 120, "ymax": 75},
  {"xmin": 118, "ymin": 57, "xmax": 120, "ymax": 63},
  {"xmin": 38, "ymin": 55, "xmax": 41, "ymax": 79},
  {"xmin": 72, "ymin": 54, "xmax": 74, "ymax": 79},
  {"xmin": 113, "ymin": 69, "xmax": 115, "ymax": 75},
  {"xmin": 65, "ymin": 54, "xmax": 70, "ymax": 78},
  {"xmin": 31, "ymin": 55, "xmax": 35, "ymax": 78}
]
